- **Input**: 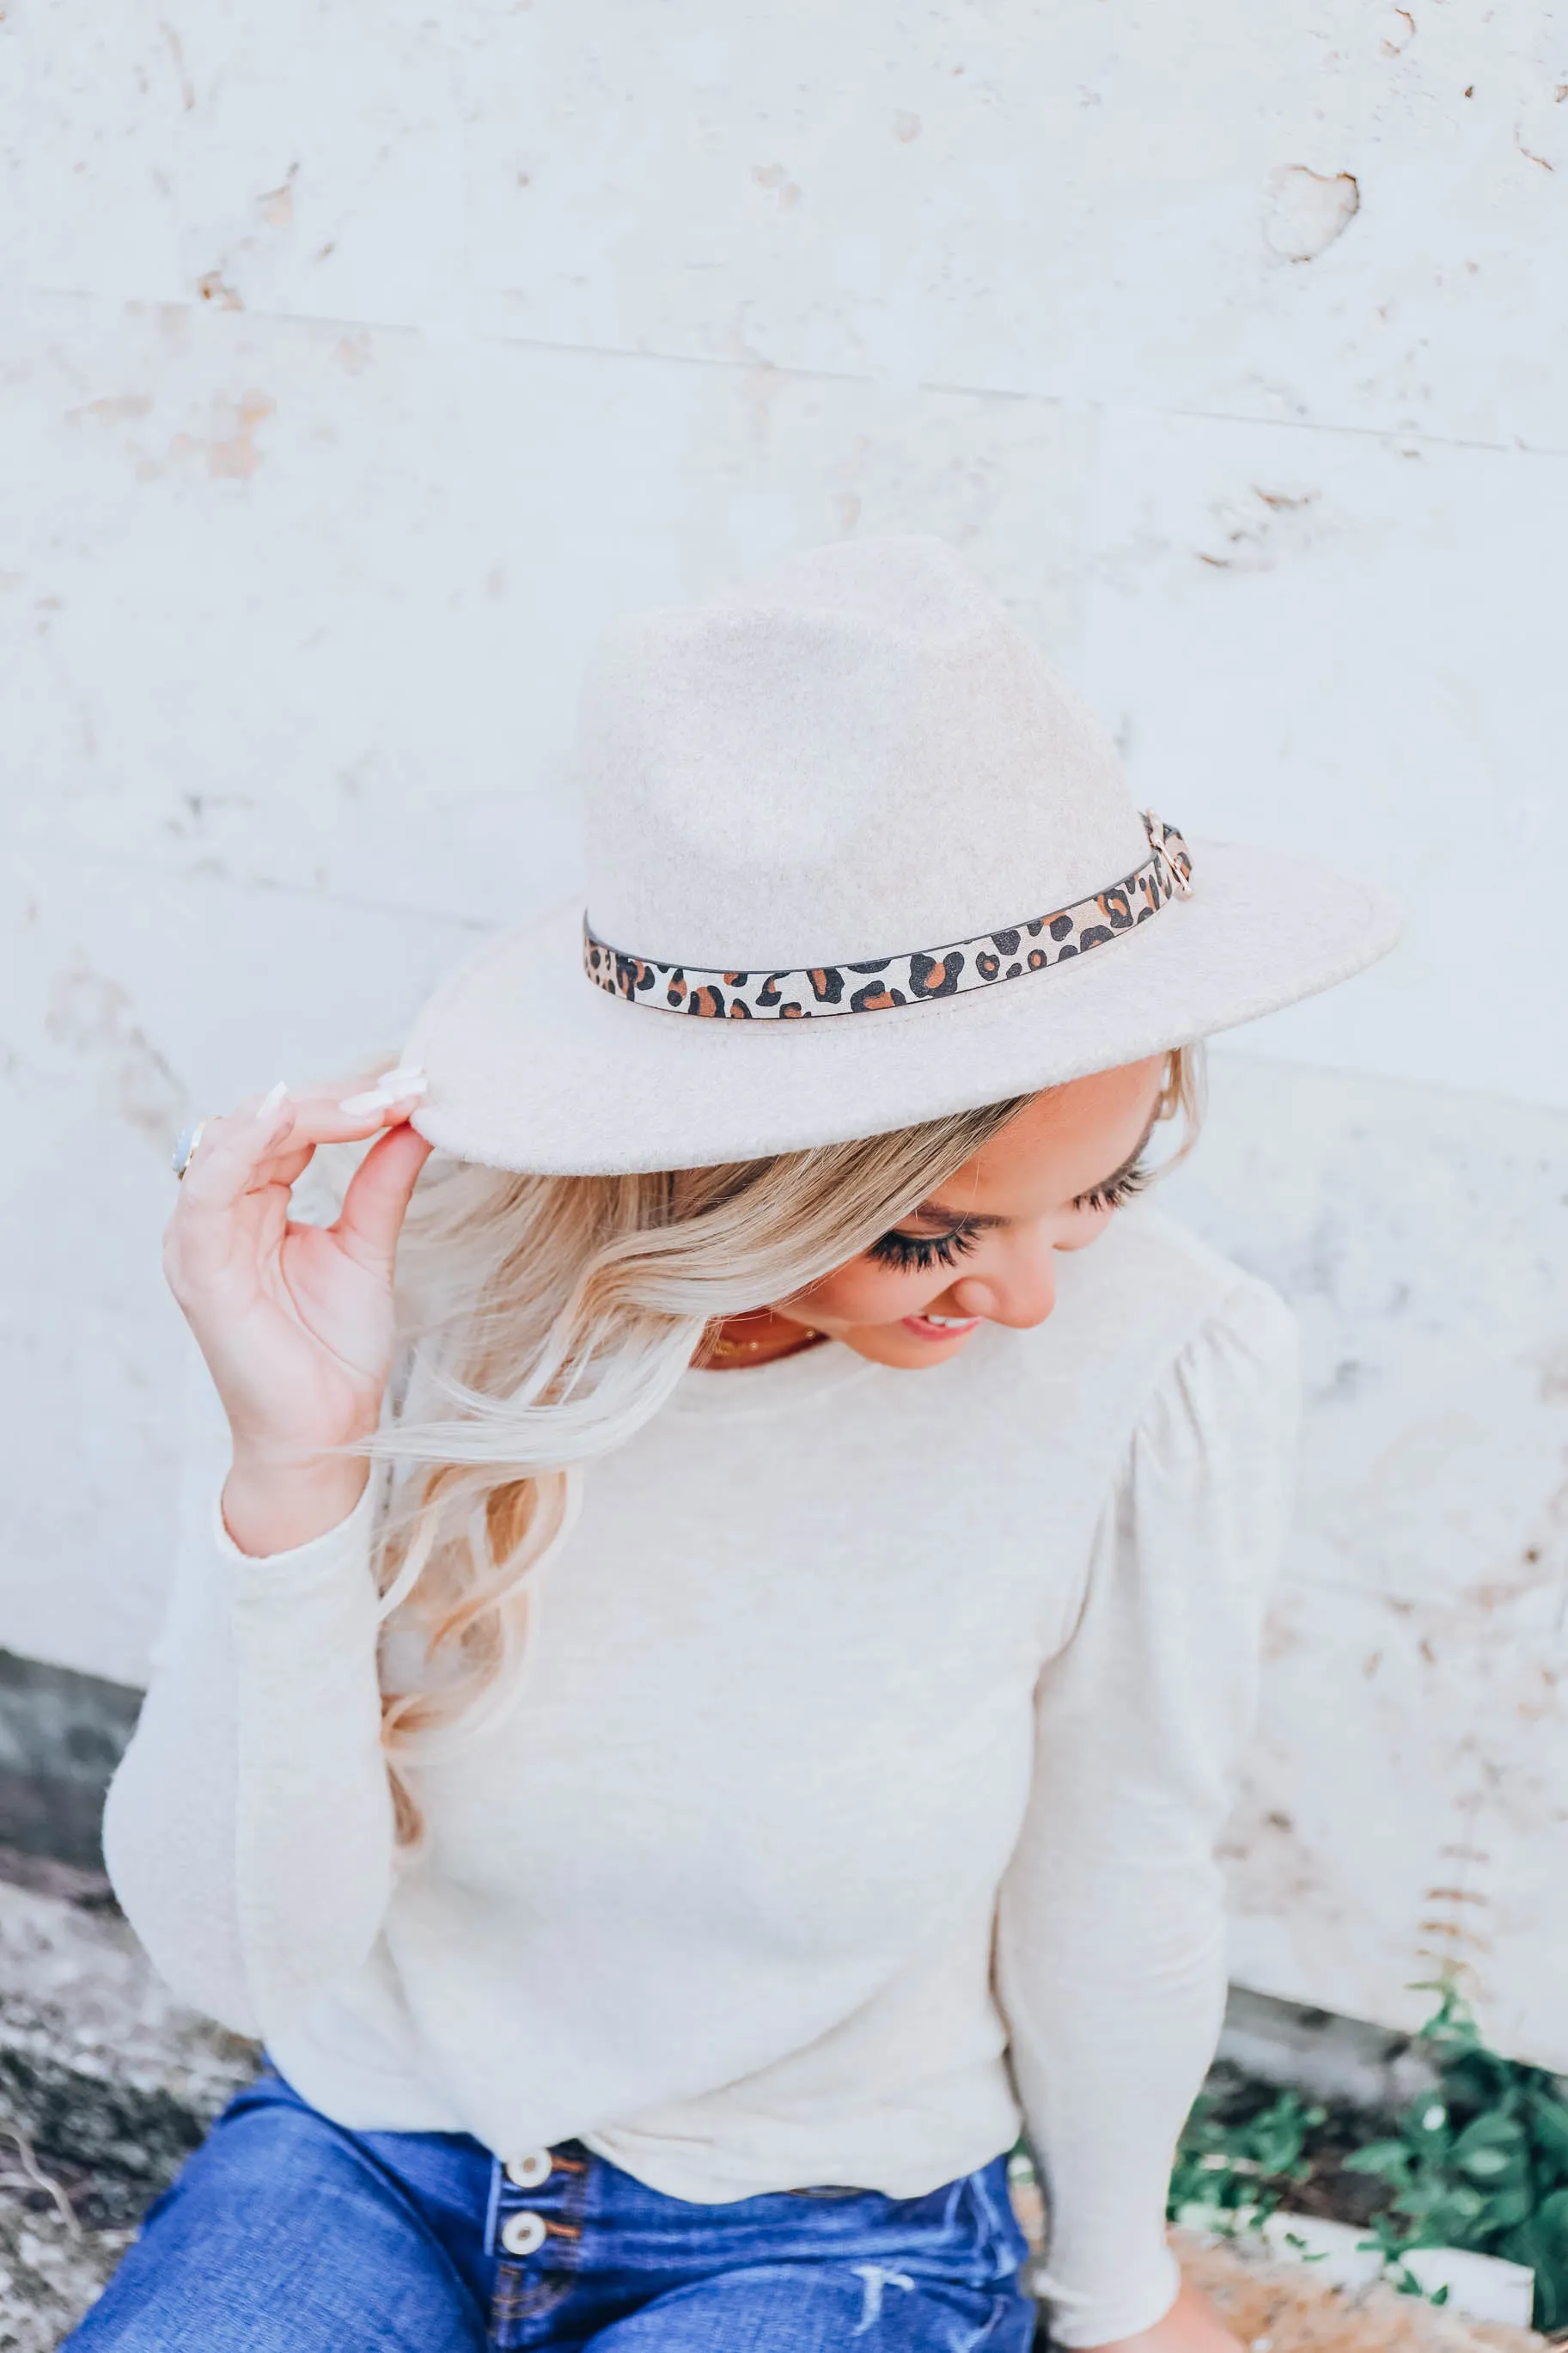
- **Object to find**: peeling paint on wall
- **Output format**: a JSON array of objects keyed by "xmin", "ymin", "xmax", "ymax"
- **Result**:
[
  {"xmin": 44, "ymin": 968, "xmax": 186, "ymax": 1150},
  {"xmin": 1166, "ymin": 1056, "xmax": 1568, "ymax": 2066},
  {"xmin": 205, "ymin": 389, "xmax": 273, "ymax": 479},
  {"xmin": 1263, "ymin": 167, "xmax": 1361, "ymax": 263}
]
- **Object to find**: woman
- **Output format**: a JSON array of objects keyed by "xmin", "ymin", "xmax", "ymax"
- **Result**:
[{"xmin": 77, "ymin": 538, "xmax": 1398, "ymax": 2352}]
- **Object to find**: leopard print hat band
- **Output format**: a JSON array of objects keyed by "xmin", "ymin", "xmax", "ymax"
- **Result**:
[{"xmin": 583, "ymin": 811, "xmax": 1194, "ymax": 1022}]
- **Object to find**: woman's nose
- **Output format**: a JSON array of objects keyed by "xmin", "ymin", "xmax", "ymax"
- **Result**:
[{"xmin": 948, "ymin": 1244, "xmax": 1058, "ymax": 1330}]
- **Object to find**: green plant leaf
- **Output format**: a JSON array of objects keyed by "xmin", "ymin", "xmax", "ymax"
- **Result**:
[
  {"xmin": 1452, "ymin": 2109, "xmax": 1527, "ymax": 2153},
  {"xmin": 1398, "ymin": 2098, "xmax": 1453, "ymax": 2154},
  {"xmin": 1526, "ymin": 2090, "xmax": 1568, "ymax": 2181},
  {"xmin": 1421, "ymin": 2187, "xmax": 1488, "ymax": 2237},
  {"xmin": 1457, "ymin": 2146, "xmax": 1523, "ymax": 2173},
  {"xmin": 1412, "ymin": 1982, "xmax": 1484, "ymax": 2057},
  {"xmin": 1502, "ymin": 2187, "xmax": 1568, "ymax": 2332},
  {"xmin": 1522, "ymin": 2185, "xmax": 1568, "ymax": 2258},
  {"xmin": 1534, "ymin": 2271, "xmax": 1568, "ymax": 2337},
  {"xmin": 1344, "ymin": 2141, "xmax": 1412, "ymax": 2179}
]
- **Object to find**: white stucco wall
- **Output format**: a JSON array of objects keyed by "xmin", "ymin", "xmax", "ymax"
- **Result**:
[{"xmin": 3, "ymin": 2, "xmax": 1565, "ymax": 2059}]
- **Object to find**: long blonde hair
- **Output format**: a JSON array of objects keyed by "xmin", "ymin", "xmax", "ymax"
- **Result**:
[{"xmin": 371, "ymin": 1046, "xmax": 1204, "ymax": 1843}]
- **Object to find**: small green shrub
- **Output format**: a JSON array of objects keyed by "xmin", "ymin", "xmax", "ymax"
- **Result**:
[
  {"xmin": 1168, "ymin": 2085, "xmax": 1326, "ymax": 2233},
  {"xmin": 1340, "ymin": 1984, "xmax": 1568, "ymax": 2332},
  {"xmin": 1168, "ymin": 1983, "xmax": 1568, "ymax": 2332}
]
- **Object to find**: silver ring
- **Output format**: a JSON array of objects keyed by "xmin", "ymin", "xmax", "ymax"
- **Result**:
[{"xmin": 172, "ymin": 1119, "xmax": 211, "ymax": 1180}]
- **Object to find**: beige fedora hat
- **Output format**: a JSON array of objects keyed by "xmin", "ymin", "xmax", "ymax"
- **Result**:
[{"xmin": 407, "ymin": 535, "xmax": 1399, "ymax": 1176}]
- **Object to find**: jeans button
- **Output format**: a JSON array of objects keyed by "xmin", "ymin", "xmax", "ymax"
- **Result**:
[
  {"xmin": 500, "ymin": 2210, "xmax": 548, "ymax": 2258},
  {"xmin": 504, "ymin": 2149, "xmax": 553, "ymax": 2190}
]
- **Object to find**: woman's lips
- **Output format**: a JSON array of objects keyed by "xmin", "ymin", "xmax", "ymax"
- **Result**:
[{"xmin": 900, "ymin": 1313, "xmax": 981, "ymax": 1343}]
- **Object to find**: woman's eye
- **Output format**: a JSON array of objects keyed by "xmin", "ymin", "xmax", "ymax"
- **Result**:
[
  {"xmin": 865, "ymin": 1224, "xmax": 979, "ymax": 1273},
  {"xmin": 1072, "ymin": 1164, "xmax": 1151, "ymax": 1215}
]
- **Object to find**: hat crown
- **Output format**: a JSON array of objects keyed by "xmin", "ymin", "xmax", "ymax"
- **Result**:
[{"xmin": 578, "ymin": 536, "xmax": 1149, "ymax": 970}]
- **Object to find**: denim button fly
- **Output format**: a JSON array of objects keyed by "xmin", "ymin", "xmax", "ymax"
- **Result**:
[
  {"xmin": 79, "ymin": 2078, "xmax": 1035, "ymax": 2351},
  {"xmin": 504, "ymin": 2151, "xmax": 553, "ymax": 2189},
  {"xmin": 500, "ymin": 2210, "xmax": 548, "ymax": 2258}
]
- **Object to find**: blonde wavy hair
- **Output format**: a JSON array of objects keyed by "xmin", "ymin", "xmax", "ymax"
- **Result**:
[{"xmin": 370, "ymin": 1045, "xmax": 1205, "ymax": 1844}]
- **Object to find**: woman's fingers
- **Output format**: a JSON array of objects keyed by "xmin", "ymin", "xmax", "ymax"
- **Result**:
[
  {"xmin": 338, "ymin": 1065, "xmax": 428, "ymax": 1118},
  {"xmin": 176, "ymin": 1090, "xmax": 302, "ymax": 1212},
  {"xmin": 333, "ymin": 1121, "xmax": 435, "ymax": 1272},
  {"xmin": 180, "ymin": 1073, "xmax": 427, "ymax": 1198},
  {"xmin": 168, "ymin": 1073, "xmax": 429, "ymax": 1289}
]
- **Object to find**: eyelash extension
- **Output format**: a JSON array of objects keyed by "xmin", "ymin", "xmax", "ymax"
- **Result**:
[
  {"xmin": 865, "ymin": 1219, "xmax": 982, "ymax": 1273},
  {"xmin": 869, "ymin": 1161, "xmax": 1152, "ymax": 1268},
  {"xmin": 1073, "ymin": 1163, "xmax": 1152, "ymax": 1214}
]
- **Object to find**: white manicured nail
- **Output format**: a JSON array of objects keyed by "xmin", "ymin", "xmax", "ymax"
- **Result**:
[
  {"xmin": 255, "ymin": 1081, "xmax": 290, "ymax": 1121},
  {"xmin": 373, "ymin": 1066, "xmax": 428, "ymax": 1096},
  {"xmin": 339, "ymin": 1087, "xmax": 399, "ymax": 1115}
]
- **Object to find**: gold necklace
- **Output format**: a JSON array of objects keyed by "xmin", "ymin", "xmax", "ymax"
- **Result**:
[{"xmin": 705, "ymin": 1323, "xmax": 829, "ymax": 1365}]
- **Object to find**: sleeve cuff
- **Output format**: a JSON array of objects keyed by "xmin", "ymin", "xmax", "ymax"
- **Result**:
[
  {"xmin": 212, "ymin": 1473, "xmax": 378, "ymax": 1578},
  {"xmin": 1036, "ymin": 2246, "xmax": 1181, "ymax": 2349}
]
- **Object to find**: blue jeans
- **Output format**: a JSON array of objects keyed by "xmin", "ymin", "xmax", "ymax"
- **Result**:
[{"xmin": 67, "ymin": 2069, "xmax": 1036, "ymax": 2350}]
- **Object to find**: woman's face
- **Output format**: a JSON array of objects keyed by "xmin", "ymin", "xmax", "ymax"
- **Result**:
[{"xmin": 778, "ymin": 1055, "xmax": 1168, "ymax": 1371}]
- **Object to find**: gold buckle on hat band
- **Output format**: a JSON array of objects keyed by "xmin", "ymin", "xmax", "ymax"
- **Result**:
[{"xmin": 583, "ymin": 812, "xmax": 1194, "ymax": 1022}]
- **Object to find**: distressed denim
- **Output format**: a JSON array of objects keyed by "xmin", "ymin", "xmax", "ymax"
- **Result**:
[{"xmin": 66, "ymin": 2068, "xmax": 1037, "ymax": 2351}]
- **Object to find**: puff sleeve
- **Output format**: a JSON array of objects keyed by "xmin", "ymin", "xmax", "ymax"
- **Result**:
[{"xmin": 996, "ymin": 1275, "xmax": 1300, "ymax": 2347}]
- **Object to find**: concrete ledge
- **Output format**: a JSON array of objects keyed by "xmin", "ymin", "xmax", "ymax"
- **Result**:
[
  {"xmin": 0, "ymin": 1652, "xmax": 143, "ymax": 1878},
  {"xmin": 1219, "ymin": 1984, "xmax": 1442, "ymax": 2115}
]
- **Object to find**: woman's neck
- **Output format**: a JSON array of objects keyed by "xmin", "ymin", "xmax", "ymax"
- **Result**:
[{"xmin": 696, "ymin": 1309, "xmax": 831, "ymax": 1372}]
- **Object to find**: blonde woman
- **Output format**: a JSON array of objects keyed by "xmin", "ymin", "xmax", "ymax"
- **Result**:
[{"xmin": 75, "ymin": 540, "xmax": 1398, "ymax": 2353}]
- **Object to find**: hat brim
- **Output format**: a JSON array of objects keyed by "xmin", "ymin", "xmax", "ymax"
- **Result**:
[{"xmin": 406, "ymin": 841, "xmax": 1400, "ymax": 1176}]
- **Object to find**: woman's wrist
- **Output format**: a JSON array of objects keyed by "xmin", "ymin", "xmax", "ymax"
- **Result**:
[{"xmin": 221, "ymin": 1452, "xmax": 370, "ymax": 1559}]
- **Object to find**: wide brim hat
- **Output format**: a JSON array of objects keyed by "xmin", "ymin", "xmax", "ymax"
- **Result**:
[{"xmin": 407, "ymin": 536, "xmax": 1399, "ymax": 1176}]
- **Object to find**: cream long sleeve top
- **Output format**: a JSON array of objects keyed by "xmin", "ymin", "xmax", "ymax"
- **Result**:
[{"xmin": 104, "ymin": 1206, "xmax": 1298, "ymax": 2348}]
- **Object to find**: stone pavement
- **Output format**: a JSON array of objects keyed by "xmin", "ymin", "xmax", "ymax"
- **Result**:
[
  {"xmin": 0, "ymin": 1859, "xmax": 255, "ymax": 2348},
  {"xmin": 1176, "ymin": 2232, "xmax": 1548, "ymax": 2353},
  {"xmin": 0, "ymin": 1864, "xmax": 1553, "ymax": 2350}
]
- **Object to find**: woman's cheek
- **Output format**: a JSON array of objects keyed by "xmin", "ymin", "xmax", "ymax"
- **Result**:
[
  {"xmin": 1053, "ymin": 1207, "xmax": 1115, "ymax": 1253},
  {"xmin": 792, "ymin": 1261, "xmax": 915, "ymax": 1327}
]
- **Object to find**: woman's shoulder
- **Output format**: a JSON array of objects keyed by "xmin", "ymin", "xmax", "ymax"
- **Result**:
[
  {"xmin": 1059, "ymin": 1203, "xmax": 1290, "ymax": 1340},
  {"xmin": 987, "ymin": 1211, "xmax": 1302, "ymax": 1510},
  {"xmin": 1004, "ymin": 1206, "xmax": 1298, "ymax": 1433}
]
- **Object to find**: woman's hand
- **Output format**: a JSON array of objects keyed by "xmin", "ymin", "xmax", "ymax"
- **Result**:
[
  {"xmin": 163, "ymin": 1072, "xmax": 434, "ymax": 1558},
  {"xmin": 1079, "ymin": 2281, "xmax": 1242, "ymax": 2353}
]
